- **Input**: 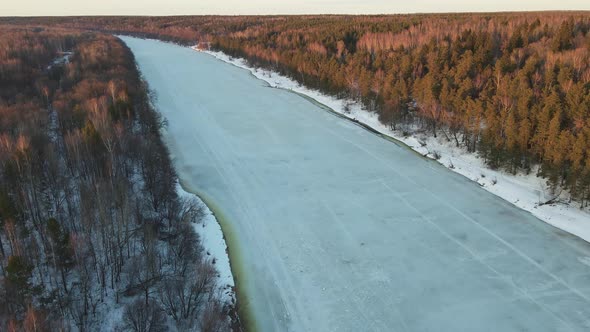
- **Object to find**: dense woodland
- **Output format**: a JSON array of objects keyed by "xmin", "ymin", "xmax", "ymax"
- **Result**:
[
  {"xmin": 0, "ymin": 26, "xmax": 234, "ymax": 331},
  {"xmin": 9, "ymin": 13, "xmax": 590, "ymax": 206},
  {"xmin": 0, "ymin": 12, "xmax": 589, "ymax": 330}
]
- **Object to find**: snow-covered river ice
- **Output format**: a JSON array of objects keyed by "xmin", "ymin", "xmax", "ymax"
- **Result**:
[{"xmin": 121, "ymin": 36, "xmax": 590, "ymax": 332}]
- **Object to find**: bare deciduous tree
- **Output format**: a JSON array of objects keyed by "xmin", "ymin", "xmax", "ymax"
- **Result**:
[{"xmin": 122, "ymin": 298, "xmax": 167, "ymax": 332}]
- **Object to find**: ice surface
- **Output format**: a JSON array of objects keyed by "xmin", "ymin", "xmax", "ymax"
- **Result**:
[
  {"xmin": 121, "ymin": 36, "xmax": 590, "ymax": 332},
  {"xmin": 202, "ymin": 48, "xmax": 590, "ymax": 245}
]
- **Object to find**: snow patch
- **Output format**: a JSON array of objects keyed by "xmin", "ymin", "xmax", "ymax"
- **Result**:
[
  {"xmin": 47, "ymin": 51, "xmax": 73, "ymax": 70},
  {"xmin": 176, "ymin": 183, "xmax": 235, "ymax": 303}
]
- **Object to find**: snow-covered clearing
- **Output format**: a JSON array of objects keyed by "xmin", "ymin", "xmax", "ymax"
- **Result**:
[
  {"xmin": 47, "ymin": 51, "xmax": 73, "ymax": 70},
  {"xmin": 123, "ymin": 36, "xmax": 590, "ymax": 332},
  {"xmin": 202, "ymin": 48, "xmax": 590, "ymax": 245}
]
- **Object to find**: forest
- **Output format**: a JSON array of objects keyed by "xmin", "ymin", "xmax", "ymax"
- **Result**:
[
  {"xmin": 0, "ymin": 26, "xmax": 235, "ymax": 331},
  {"xmin": 0, "ymin": 12, "xmax": 590, "ymax": 330},
  {"xmin": 8, "ymin": 12, "xmax": 589, "ymax": 207}
]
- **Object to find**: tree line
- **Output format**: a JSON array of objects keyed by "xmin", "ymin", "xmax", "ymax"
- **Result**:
[
  {"xmin": 9, "ymin": 12, "xmax": 590, "ymax": 207},
  {"xmin": 0, "ymin": 26, "xmax": 235, "ymax": 331},
  {"xmin": 219, "ymin": 14, "xmax": 590, "ymax": 205}
]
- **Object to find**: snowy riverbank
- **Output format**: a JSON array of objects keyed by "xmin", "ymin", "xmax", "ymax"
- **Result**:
[
  {"xmin": 99, "ymin": 185, "xmax": 235, "ymax": 331},
  {"xmin": 176, "ymin": 183, "xmax": 236, "ymax": 303},
  {"xmin": 198, "ymin": 47, "xmax": 590, "ymax": 244}
]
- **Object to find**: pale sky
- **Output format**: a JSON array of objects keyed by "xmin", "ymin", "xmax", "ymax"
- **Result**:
[{"xmin": 2, "ymin": 0, "xmax": 590, "ymax": 16}]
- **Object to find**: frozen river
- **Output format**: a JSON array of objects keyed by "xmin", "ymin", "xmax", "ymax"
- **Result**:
[{"xmin": 121, "ymin": 36, "xmax": 590, "ymax": 332}]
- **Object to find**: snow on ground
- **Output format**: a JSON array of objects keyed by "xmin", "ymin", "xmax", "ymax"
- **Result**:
[
  {"xmin": 176, "ymin": 183, "xmax": 235, "ymax": 303},
  {"xmin": 99, "ymin": 303, "xmax": 126, "ymax": 331},
  {"xmin": 122, "ymin": 36, "xmax": 590, "ymax": 332},
  {"xmin": 201, "ymin": 48, "xmax": 590, "ymax": 244},
  {"xmin": 47, "ymin": 51, "xmax": 73, "ymax": 70},
  {"xmin": 98, "ymin": 185, "xmax": 236, "ymax": 332}
]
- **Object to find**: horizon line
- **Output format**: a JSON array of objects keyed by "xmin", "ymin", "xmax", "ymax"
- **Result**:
[{"xmin": 2, "ymin": 9, "xmax": 590, "ymax": 18}]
